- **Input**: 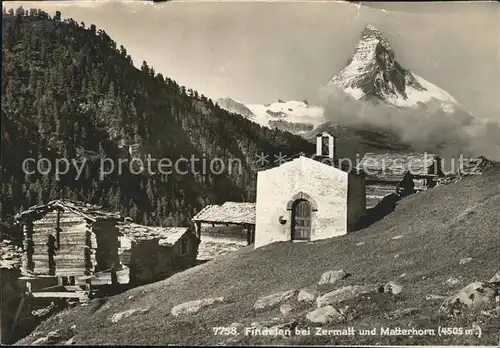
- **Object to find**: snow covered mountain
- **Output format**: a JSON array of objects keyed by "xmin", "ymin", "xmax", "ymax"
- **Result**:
[
  {"xmin": 246, "ymin": 100, "xmax": 325, "ymax": 126},
  {"xmin": 216, "ymin": 97, "xmax": 256, "ymax": 119},
  {"xmin": 328, "ymin": 24, "xmax": 471, "ymax": 119},
  {"xmin": 216, "ymin": 98, "xmax": 326, "ymax": 135},
  {"xmin": 216, "ymin": 24, "xmax": 482, "ymax": 153}
]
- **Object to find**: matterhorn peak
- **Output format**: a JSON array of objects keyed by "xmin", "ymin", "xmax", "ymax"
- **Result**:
[
  {"xmin": 364, "ymin": 24, "xmax": 378, "ymax": 31},
  {"xmin": 328, "ymin": 25, "xmax": 462, "ymax": 114},
  {"xmin": 362, "ymin": 24, "xmax": 382, "ymax": 35},
  {"xmin": 361, "ymin": 24, "xmax": 383, "ymax": 37},
  {"xmin": 359, "ymin": 24, "xmax": 392, "ymax": 52}
]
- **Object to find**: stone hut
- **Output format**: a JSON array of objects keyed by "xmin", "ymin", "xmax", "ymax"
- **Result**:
[
  {"xmin": 192, "ymin": 202, "xmax": 255, "ymax": 260},
  {"xmin": 117, "ymin": 222, "xmax": 199, "ymax": 285}
]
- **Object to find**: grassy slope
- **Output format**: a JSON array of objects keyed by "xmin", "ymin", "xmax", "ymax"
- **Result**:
[{"xmin": 18, "ymin": 166, "xmax": 500, "ymax": 346}]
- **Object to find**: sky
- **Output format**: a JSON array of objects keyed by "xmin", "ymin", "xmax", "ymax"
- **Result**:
[{"xmin": 4, "ymin": 1, "xmax": 499, "ymax": 121}]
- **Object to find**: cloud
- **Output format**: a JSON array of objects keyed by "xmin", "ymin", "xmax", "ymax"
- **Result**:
[
  {"xmin": 344, "ymin": 0, "xmax": 480, "ymax": 14},
  {"xmin": 315, "ymin": 84, "xmax": 500, "ymax": 160}
]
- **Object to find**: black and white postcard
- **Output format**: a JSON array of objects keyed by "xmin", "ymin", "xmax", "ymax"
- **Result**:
[{"xmin": 1, "ymin": 0, "xmax": 499, "ymax": 346}]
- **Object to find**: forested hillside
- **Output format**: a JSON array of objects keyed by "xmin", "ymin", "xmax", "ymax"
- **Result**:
[{"xmin": 1, "ymin": 7, "xmax": 314, "ymax": 232}]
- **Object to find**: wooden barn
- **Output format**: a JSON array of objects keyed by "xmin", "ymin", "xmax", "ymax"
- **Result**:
[
  {"xmin": 116, "ymin": 222, "xmax": 199, "ymax": 285},
  {"xmin": 357, "ymin": 152, "xmax": 443, "ymax": 208},
  {"xmin": 14, "ymin": 200, "xmax": 123, "ymax": 288},
  {"xmin": 192, "ymin": 202, "xmax": 255, "ymax": 260}
]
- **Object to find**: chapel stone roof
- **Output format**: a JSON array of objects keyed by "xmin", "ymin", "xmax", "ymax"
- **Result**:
[{"xmin": 192, "ymin": 202, "xmax": 255, "ymax": 225}]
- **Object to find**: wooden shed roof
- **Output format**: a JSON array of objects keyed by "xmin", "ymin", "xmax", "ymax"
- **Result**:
[
  {"xmin": 14, "ymin": 199, "xmax": 122, "ymax": 223},
  {"xmin": 357, "ymin": 152, "xmax": 440, "ymax": 181},
  {"xmin": 117, "ymin": 222, "xmax": 192, "ymax": 246},
  {"xmin": 192, "ymin": 202, "xmax": 255, "ymax": 225}
]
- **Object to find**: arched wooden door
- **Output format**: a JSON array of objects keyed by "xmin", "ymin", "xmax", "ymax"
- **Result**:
[{"xmin": 291, "ymin": 199, "xmax": 311, "ymax": 240}]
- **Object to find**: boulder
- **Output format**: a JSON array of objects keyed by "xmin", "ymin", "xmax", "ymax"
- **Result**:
[
  {"xmin": 306, "ymin": 306, "xmax": 344, "ymax": 324},
  {"xmin": 250, "ymin": 317, "xmax": 282, "ymax": 329},
  {"xmin": 471, "ymin": 322, "xmax": 482, "ymax": 337},
  {"xmin": 459, "ymin": 257, "xmax": 472, "ymax": 265},
  {"xmin": 426, "ymin": 294, "xmax": 447, "ymax": 301},
  {"xmin": 47, "ymin": 330, "xmax": 62, "ymax": 341},
  {"xmin": 488, "ymin": 271, "xmax": 500, "ymax": 284},
  {"xmin": 480, "ymin": 308, "xmax": 497, "ymax": 317},
  {"xmin": 316, "ymin": 285, "xmax": 376, "ymax": 308},
  {"xmin": 280, "ymin": 303, "xmax": 294, "ymax": 316},
  {"xmin": 250, "ymin": 321, "xmax": 263, "ymax": 329},
  {"xmin": 32, "ymin": 330, "xmax": 62, "ymax": 345},
  {"xmin": 229, "ymin": 322, "xmax": 244, "ymax": 330},
  {"xmin": 218, "ymin": 336, "xmax": 242, "ymax": 346},
  {"xmin": 270, "ymin": 320, "xmax": 297, "ymax": 333},
  {"xmin": 254, "ymin": 290, "xmax": 296, "ymax": 310},
  {"xmin": 384, "ymin": 308, "xmax": 420, "ymax": 320},
  {"xmin": 383, "ymin": 281, "xmax": 403, "ymax": 295},
  {"xmin": 445, "ymin": 277, "xmax": 460, "ymax": 286},
  {"xmin": 340, "ymin": 305, "xmax": 360, "ymax": 321},
  {"xmin": 440, "ymin": 282, "xmax": 497, "ymax": 314},
  {"xmin": 297, "ymin": 287, "xmax": 318, "ymax": 303},
  {"xmin": 32, "ymin": 337, "xmax": 50, "ymax": 345},
  {"xmin": 111, "ymin": 306, "xmax": 150, "ymax": 323},
  {"xmin": 318, "ymin": 270, "xmax": 347, "ymax": 285},
  {"xmin": 171, "ymin": 297, "xmax": 225, "ymax": 317},
  {"xmin": 65, "ymin": 336, "xmax": 76, "ymax": 345}
]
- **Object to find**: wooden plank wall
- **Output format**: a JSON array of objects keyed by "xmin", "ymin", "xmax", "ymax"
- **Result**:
[
  {"xmin": 92, "ymin": 221, "xmax": 120, "ymax": 272},
  {"xmin": 118, "ymin": 236, "xmax": 132, "ymax": 267},
  {"xmin": 199, "ymin": 223, "xmax": 249, "ymax": 244},
  {"xmin": 366, "ymin": 183, "xmax": 398, "ymax": 208},
  {"xmin": 31, "ymin": 209, "xmax": 88, "ymax": 276},
  {"xmin": 171, "ymin": 234, "xmax": 200, "ymax": 276}
]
